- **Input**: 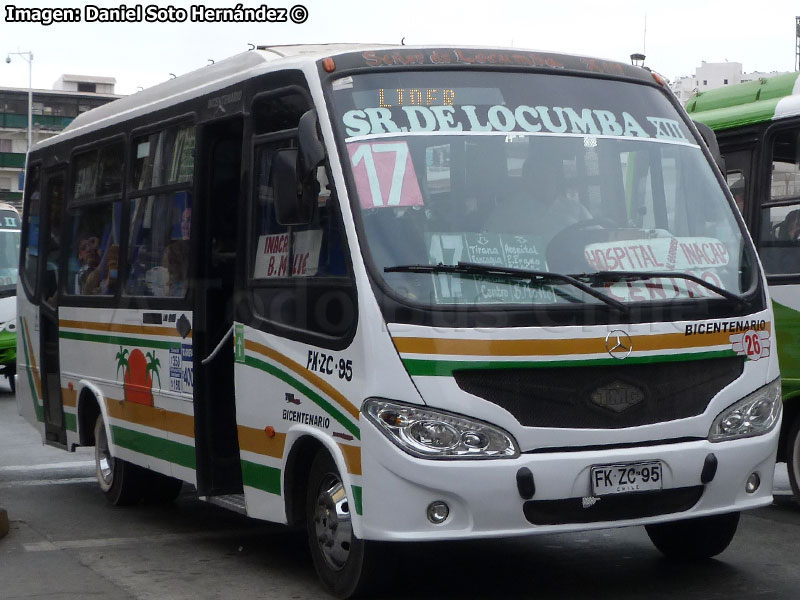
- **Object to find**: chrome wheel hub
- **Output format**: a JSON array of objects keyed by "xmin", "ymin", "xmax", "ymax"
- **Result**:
[
  {"xmin": 95, "ymin": 421, "xmax": 114, "ymax": 489},
  {"xmin": 313, "ymin": 474, "xmax": 353, "ymax": 571}
]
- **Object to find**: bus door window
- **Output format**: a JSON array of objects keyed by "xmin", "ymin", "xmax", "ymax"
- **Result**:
[
  {"xmin": 250, "ymin": 142, "xmax": 353, "ymax": 338},
  {"xmin": 20, "ymin": 163, "xmax": 41, "ymax": 295},
  {"xmin": 758, "ymin": 127, "xmax": 800, "ymax": 275},
  {"xmin": 41, "ymin": 173, "xmax": 65, "ymax": 308}
]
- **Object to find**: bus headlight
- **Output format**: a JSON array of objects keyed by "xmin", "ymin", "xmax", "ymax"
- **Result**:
[
  {"xmin": 709, "ymin": 378, "xmax": 781, "ymax": 442},
  {"xmin": 363, "ymin": 399, "xmax": 520, "ymax": 459}
]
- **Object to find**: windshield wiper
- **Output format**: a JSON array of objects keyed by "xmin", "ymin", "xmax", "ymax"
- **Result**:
[
  {"xmin": 384, "ymin": 262, "xmax": 629, "ymax": 313},
  {"xmin": 572, "ymin": 270, "xmax": 746, "ymax": 305}
]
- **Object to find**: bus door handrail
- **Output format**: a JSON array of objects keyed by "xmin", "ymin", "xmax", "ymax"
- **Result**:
[{"xmin": 201, "ymin": 325, "xmax": 234, "ymax": 366}]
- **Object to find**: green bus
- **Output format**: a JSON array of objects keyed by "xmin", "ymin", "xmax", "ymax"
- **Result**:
[{"xmin": 687, "ymin": 72, "xmax": 800, "ymax": 498}]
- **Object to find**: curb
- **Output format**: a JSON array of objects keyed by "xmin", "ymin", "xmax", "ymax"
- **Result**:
[{"xmin": 0, "ymin": 508, "xmax": 8, "ymax": 539}]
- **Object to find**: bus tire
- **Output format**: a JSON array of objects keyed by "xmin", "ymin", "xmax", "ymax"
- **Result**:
[
  {"xmin": 306, "ymin": 449, "xmax": 380, "ymax": 598},
  {"xmin": 7, "ymin": 374, "xmax": 14, "ymax": 393},
  {"xmin": 94, "ymin": 414, "xmax": 143, "ymax": 506},
  {"xmin": 785, "ymin": 415, "xmax": 800, "ymax": 501},
  {"xmin": 645, "ymin": 512, "xmax": 740, "ymax": 559},
  {"xmin": 141, "ymin": 470, "xmax": 183, "ymax": 504}
]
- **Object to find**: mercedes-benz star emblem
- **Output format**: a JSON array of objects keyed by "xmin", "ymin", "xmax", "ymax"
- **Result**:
[{"xmin": 605, "ymin": 330, "xmax": 633, "ymax": 359}]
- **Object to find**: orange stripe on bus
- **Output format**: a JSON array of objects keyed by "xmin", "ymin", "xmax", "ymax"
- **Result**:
[
  {"xmin": 62, "ymin": 386, "xmax": 77, "ymax": 408},
  {"xmin": 338, "ymin": 443, "xmax": 362, "ymax": 476},
  {"xmin": 391, "ymin": 326, "xmax": 770, "ymax": 357},
  {"xmin": 237, "ymin": 425, "xmax": 287, "ymax": 459},
  {"xmin": 104, "ymin": 398, "xmax": 195, "ymax": 438},
  {"xmin": 244, "ymin": 340, "xmax": 359, "ymax": 420},
  {"xmin": 59, "ymin": 319, "xmax": 191, "ymax": 338}
]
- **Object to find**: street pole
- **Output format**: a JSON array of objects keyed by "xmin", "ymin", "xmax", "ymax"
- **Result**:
[{"xmin": 6, "ymin": 50, "xmax": 34, "ymax": 175}]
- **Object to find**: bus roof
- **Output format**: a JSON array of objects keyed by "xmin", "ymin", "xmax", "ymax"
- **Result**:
[
  {"xmin": 685, "ymin": 71, "xmax": 800, "ymax": 131},
  {"xmin": 34, "ymin": 43, "xmax": 648, "ymax": 152}
]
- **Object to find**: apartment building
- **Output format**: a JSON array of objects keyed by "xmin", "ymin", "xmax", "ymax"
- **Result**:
[{"xmin": 0, "ymin": 75, "xmax": 120, "ymax": 209}]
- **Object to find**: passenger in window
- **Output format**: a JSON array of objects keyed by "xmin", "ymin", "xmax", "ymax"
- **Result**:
[
  {"xmin": 82, "ymin": 244, "xmax": 119, "ymax": 295},
  {"xmin": 779, "ymin": 209, "xmax": 800, "ymax": 242},
  {"xmin": 162, "ymin": 240, "xmax": 189, "ymax": 296},
  {"xmin": 75, "ymin": 233, "xmax": 100, "ymax": 294}
]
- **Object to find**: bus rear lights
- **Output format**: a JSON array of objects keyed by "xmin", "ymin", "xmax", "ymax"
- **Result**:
[
  {"xmin": 745, "ymin": 473, "xmax": 761, "ymax": 494},
  {"xmin": 709, "ymin": 378, "xmax": 781, "ymax": 442},
  {"xmin": 427, "ymin": 501, "xmax": 449, "ymax": 524},
  {"xmin": 364, "ymin": 399, "xmax": 519, "ymax": 459},
  {"xmin": 322, "ymin": 58, "xmax": 336, "ymax": 73}
]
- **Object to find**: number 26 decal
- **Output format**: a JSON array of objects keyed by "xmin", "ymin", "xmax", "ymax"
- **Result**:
[{"xmin": 730, "ymin": 330, "xmax": 770, "ymax": 361}]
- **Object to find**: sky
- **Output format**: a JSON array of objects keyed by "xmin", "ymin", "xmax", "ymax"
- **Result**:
[{"xmin": 1, "ymin": 0, "xmax": 798, "ymax": 95}]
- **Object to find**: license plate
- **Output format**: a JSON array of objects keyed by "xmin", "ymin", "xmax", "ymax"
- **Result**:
[{"xmin": 590, "ymin": 461, "xmax": 663, "ymax": 496}]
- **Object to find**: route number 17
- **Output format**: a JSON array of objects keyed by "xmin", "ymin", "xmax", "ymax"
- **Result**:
[{"xmin": 348, "ymin": 141, "xmax": 423, "ymax": 209}]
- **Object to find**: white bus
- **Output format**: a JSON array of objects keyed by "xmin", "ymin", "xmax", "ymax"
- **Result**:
[{"xmin": 17, "ymin": 44, "xmax": 781, "ymax": 597}]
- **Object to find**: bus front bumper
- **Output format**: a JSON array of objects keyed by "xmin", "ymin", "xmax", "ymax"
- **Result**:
[{"xmin": 358, "ymin": 418, "xmax": 779, "ymax": 541}]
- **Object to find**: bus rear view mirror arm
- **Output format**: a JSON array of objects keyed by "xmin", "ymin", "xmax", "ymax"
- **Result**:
[{"xmin": 298, "ymin": 109, "xmax": 326, "ymax": 178}]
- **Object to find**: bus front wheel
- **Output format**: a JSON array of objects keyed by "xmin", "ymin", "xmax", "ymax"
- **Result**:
[
  {"xmin": 785, "ymin": 415, "xmax": 800, "ymax": 500},
  {"xmin": 645, "ymin": 512, "xmax": 740, "ymax": 559},
  {"xmin": 305, "ymin": 450, "xmax": 380, "ymax": 598}
]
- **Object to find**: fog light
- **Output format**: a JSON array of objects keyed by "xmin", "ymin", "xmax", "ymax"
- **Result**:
[
  {"xmin": 427, "ymin": 501, "xmax": 449, "ymax": 524},
  {"xmin": 745, "ymin": 472, "xmax": 760, "ymax": 494}
]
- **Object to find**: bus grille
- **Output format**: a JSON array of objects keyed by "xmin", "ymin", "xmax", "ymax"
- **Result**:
[
  {"xmin": 523, "ymin": 486, "xmax": 704, "ymax": 525},
  {"xmin": 453, "ymin": 357, "xmax": 744, "ymax": 429}
]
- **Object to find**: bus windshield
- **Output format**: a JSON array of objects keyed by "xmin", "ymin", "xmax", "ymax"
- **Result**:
[
  {"xmin": 0, "ymin": 209, "xmax": 20, "ymax": 294},
  {"xmin": 330, "ymin": 71, "xmax": 753, "ymax": 307}
]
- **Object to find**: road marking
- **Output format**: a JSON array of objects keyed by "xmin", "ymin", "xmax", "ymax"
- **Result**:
[
  {"xmin": 23, "ymin": 527, "xmax": 275, "ymax": 552},
  {"xmin": 0, "ymin": 477, "xmax": 96, "ymax": 488},
  {"xmin": 0, "ymin": 461, "xmax": 94, "ymax": 472}
]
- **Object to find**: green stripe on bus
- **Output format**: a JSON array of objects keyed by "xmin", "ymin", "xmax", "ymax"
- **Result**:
[
  {"xmin": 244, "ymin": 355, "xmax": 360, "ymax": 440},
  {"xmin": 402, "ymin": 349, "xmax": 736, "ymax": 376},
  {"xmin": 240, "ymin": 460, "xmax": 282, "ymax": 496},
  {"xmin": 65, "ymin": 412, "xmax": 77, "ymax": 432},
  {"xmin": 351, "ymin": 485, "xmax": 363, "ymax": 516},
  {"xmin": 59, "ymin": 330, "xmax": 179, "ymax": 350},
  {"xmin": 110, "ymin": 425, "xmax": 196, "ymax": 469},
  {"xmin": 773, "ymin": 300, "xmax": 800, "ymax": 398},
  {"xmin": 18, "ymin": 320, "xmax": 44, "ymax": 423}
]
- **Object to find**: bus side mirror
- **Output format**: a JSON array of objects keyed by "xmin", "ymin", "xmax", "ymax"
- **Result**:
[
  {"xmin": 271, "ymin": 148, "xmax": 315, "ymax": 226},
  {"xmin": 693, "ymin": 120, "xmax": 726, "ymax": 175}
]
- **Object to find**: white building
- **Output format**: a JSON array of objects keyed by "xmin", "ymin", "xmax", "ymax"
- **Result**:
[{"xmin": 670, "ymin": 61, "xmax": 789, "ymax": 104}]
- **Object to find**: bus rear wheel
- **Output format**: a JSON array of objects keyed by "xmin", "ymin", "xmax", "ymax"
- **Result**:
[
  {"xmin": 306, "ymin": 450, "xmax": 380, "ymax": 598},
  {"xmin": 94, "ymin": 414, "xmax": 143, "ymax": 506},
  {"xmin": 645, "ymin": 512, "xmax": 740, "ymax": 559},
  {"xmin": 93, "ymin": 413, "xmax": 183, "ymax": 505}
]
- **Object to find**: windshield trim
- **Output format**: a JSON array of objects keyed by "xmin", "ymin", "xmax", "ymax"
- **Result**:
[{"xmin": 321, "ymin": 67, "xmax": 765, "ymax": 326}]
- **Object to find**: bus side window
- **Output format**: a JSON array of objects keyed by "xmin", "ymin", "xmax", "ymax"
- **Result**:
[
  {"xmin": 126, "ymin": 192, "xmax": 191, "ymax": 297},
  {"xmin": 21, "ymin": 164, "xmax": 41, "ymax": 295},
  {"xmin": 66, "ymin": 203, "xmax": 122, "ymax": 296},
  {"xmin": 758, "ymin": 127, "xmax": 800, "ymax": 275}
]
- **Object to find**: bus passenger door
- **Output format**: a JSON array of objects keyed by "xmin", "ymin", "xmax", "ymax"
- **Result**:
[
  {"xmin": 193, "ymin": 117, "xmax": 244, "ymax": 496},
  {"xmin": 38, "ymin": 169, "xmax": 67, "ymax": 447}
]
